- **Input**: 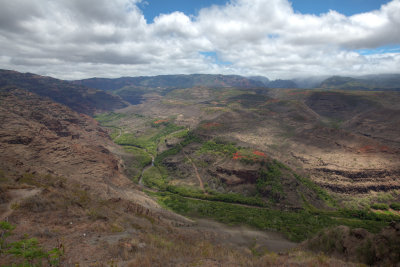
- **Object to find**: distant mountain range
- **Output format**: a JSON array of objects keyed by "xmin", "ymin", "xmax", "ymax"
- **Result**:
[
  {"xmin": 0, "ymin": 69, "xmax": 127, "ymax": 114},
  {"xmin": 319, "ymin": 74, "xmax": 400, "ymax": 90},
  {"xmin": 72, "ymin": 74, "xmax": 265, "ymax": 91},
  {"xmin": 2, "ymin": 69, "xmax": 399, "ymax": 111},
  {"xmin": 73, "ymin": 73, "xmax": 400, "ymax": 92}
]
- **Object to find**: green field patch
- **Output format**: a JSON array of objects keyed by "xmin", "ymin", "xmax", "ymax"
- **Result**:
[
  {"xmin": 168, "ymin": 129, "xmax": 189, "ymax": 139},
  {"xmin": 152, "ymin": 192, "xmax": 395, "ymax": 242},
  {"xmin": 114, "ymin": 133, "xmax": 157, "ymax": 154},
  {"xmin": 94, "ymin": 112, "xmax": 126, "ymax": 124},
  {"xmin": 123, "ymin": 146, "xmax": 152, "ymax": 169},
  {"xmin": 166, "ymin": 185, "xmax": 266, "ymax": 207},
  {"xmin": 149, "ymin": 122, "xmax": 184, "ymax": 143},
  {"xmin": 142, "ymin": 166, "xmax": 167, "ymax": 190},
  {"xmin": 197, "ymin": 140, "xmax": 237, "ymax": 156}
]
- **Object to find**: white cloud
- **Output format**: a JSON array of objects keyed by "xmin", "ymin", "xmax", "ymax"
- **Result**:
[{"xmin": 0, "ymin": 0, "xmax": 399, "ymax": 79}]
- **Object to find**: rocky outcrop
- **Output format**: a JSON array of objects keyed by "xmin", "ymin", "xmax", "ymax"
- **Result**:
[
  {"xmin": 316, "ymin": 168, "xmax": 400, "ymax": 180},
  {"xmin": 311, "ymin": 167, "xmax": 400, "ymax": 193},
  {"xmin": 209, "ymin": 166, "xmax": 259, "ymax": 185},
  {"xmin": 0, "ymin": 89, "xmax": 139, "ymax": 201},
  {"xmin": 305, "ymin": 223, "xmax": 400, "ymax": 265}
]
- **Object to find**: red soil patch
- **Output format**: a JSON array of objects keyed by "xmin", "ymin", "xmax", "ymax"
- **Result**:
[
  {"xmin": 358, "ymin": 144, "xmax": 393, "ymax": 154},
  {"xmin": 379, "ymin": 146, "xmax": 391, "ymax": 153},
  {"xmin": 253, "ymin": 150, "xmax": 267, "ymax": 157},
  {"xmin": 154, "ymin": 119, "xmax": 169, "ymax": 124},
  {"xmin": 358, "ymin": 145, "xmax": 376, "ymax": 153},
  {"xmin": 232, "ymin": 151, "xmax": 243, "ymax": 160}
]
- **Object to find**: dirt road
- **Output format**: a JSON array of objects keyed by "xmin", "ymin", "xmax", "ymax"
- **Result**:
[{"xmin": 183, "ymin": 151, "xmax": 205, "ymax": 192}]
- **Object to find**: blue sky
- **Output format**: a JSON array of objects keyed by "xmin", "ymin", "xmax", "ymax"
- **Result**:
[
  {"xmin": 140, "ymin": 0, "xmax": 392, "ymax": 22},
  {"xmin": 291, "ymin": 0, "xmax": 392, "ymax": 15},
  {"xmin": 140, "ymin": 0, "xmax": 398, "ymax": 64},
  {"xmin": 139, "ymin": 0, "xmax": 228, "ymax": 22}
]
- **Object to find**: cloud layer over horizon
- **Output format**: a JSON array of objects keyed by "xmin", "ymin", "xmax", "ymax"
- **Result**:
[{"xmin": 0, "ymin": 0, "xmax": 399, "ymax": 80}]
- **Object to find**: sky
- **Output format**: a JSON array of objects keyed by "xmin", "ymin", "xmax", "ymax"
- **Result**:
[{"xmin": 0, "ymin": 0, "xmax": 399, "ymax": 80}]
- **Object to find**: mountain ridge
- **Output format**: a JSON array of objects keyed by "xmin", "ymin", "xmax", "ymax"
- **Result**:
[{"xmin": 0, "ymin": 69, "xmax": 127, "ymax": 115}]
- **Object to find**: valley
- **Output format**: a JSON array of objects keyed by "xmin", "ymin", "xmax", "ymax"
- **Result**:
[
  {"xmin": 89, "ymin": 76, "xmax": 400, "ymax": 264},
  {"xmin": 0, "ymin": 71, "xmax": 399, "ymax": 266}
]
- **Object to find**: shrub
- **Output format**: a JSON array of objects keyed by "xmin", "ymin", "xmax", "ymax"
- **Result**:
[
  {"xmin": 166, "ymin": 185, "xmax": 266, "ymax": 207},
  {"xmin": 390, "ymin": 202, "xmax": 400, "ymax": 211},
  {"xmin": 198, "ymin": 140, "xmax": 237, "ymax": 156},
  {"xmin": 0, "ymin": 221, "xmax": 63, "ymax": 266},
  {"xmin": 142, "ymin": 167, "xmax": 167, "ymax": 190},
  {"xmin": 256, "ymin": 163, "xmax": 284, "ymax": 201},
  {"xmin": 371, "ymin": 203, "xmax": 389, "ymax": 210}
]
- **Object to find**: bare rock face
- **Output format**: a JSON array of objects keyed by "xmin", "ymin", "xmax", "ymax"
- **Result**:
[
  {"xmin": 0, "ymin": 89, "xmax": 178, "ymax": 214},
  {"xmin": 0, "ymin": 89, "xmax": 131, "ymax": 198}
]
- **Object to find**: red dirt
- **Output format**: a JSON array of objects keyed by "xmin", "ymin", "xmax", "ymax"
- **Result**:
[
  {"xmin": 232, "ymin": 151, "xmax": 243, "ymax": 160},
  {"xmin": 202, "ymin": 122, "xmax": 221, "ymax": 129},
  {"xmin": 358, "ymin": 145, "xmax": 376, "ymax": 153},
  {"xmin": 357, "ymin": 144, "xmax": 393, "ymax": 154},
  {"xmin": 253, "ymin": 150, "xmax": 267, "ymax": 157},
  {"xmin": 380, "ymin": 146, "xmax": 391, "ymax": 152},
  {"xmin": 154, "ymin": 119, "xmax": 169, "ymax": 124}
]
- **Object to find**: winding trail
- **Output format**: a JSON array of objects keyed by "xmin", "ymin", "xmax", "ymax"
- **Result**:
[
  {"xmin": 116, "ymin": 128, "xmax": 122, "ymax": 139},
  {"xmin": 0, "ymin": 188, "xmax": 41, "ymax": 221},
  {"xmin": 183, "ymin": 151, "xmax": 205, "ymax": 193}
]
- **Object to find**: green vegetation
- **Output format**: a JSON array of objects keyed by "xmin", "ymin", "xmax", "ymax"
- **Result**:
[
  {"xmin": 142, "ymin": 166, "xmax": 167, "ymax": 190},
  {"xmin": 390, "ymin": 202, "xmax": 400, "ymax": 211},
  {"xmin": 123, "ymin": 146, "xmax": 152, "ymax": 169},
  {"xmin": 341, "ymin": 191, "xmax": 398, "ymax": 210},
  {"xmin": 0, "ymin": 221, "xmax": 63, "ymax": 266},
  {"xmin": 149, "ymin": 122, "xmax": 184, "ymax": 143},
  {"xmin": 114, "ymin": 122, "xmax": 184, "ymax": 156},
  {"xmin": 334, "ymin": 208, "xmax": 399, "ymax": 223},
  {"xmin": 198, "ymin": 140, "xmax": 237, "ymax": 156},
  {"xmin": 154, "ymin": 145, "xmax": 182, "ymax": 166},
  {"xmin": 109, "ymin": 127, "xmax": 121, "ymax": 140},
  {"xmin": 370, "ymin": 203, "xmax": 389, "ymax": 210},
  {"xmin": 114, "ymin": 133, "xmax": 157, "ymax": 154},
  {"xmin": 166, "ymin": 185, "xmax": 266, "ymax": 207},
  {"xmin": 154, "ymin": 132, "xmax": 201, "ymax": 165},
  {"xmin": 294, "ymin": 173, "xmax": 337, "ymax": 207},
  {"xmin": 0, "ymin": 221, "xmax": 15, "ymax": 252},
  {"xmin": 94, "ymin": 103, "xmax": 397, "ymax": 249},
  {"xmin": 256, "ymin": 163, "xmax": 284, "ymax": 202},
  {"xmin": 153, "ymin": 193, "xmax": 393, "ymax": 242},
  {"xmin": 169, "ymin": 129, "xmax": 189, "ymax": 139}
]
